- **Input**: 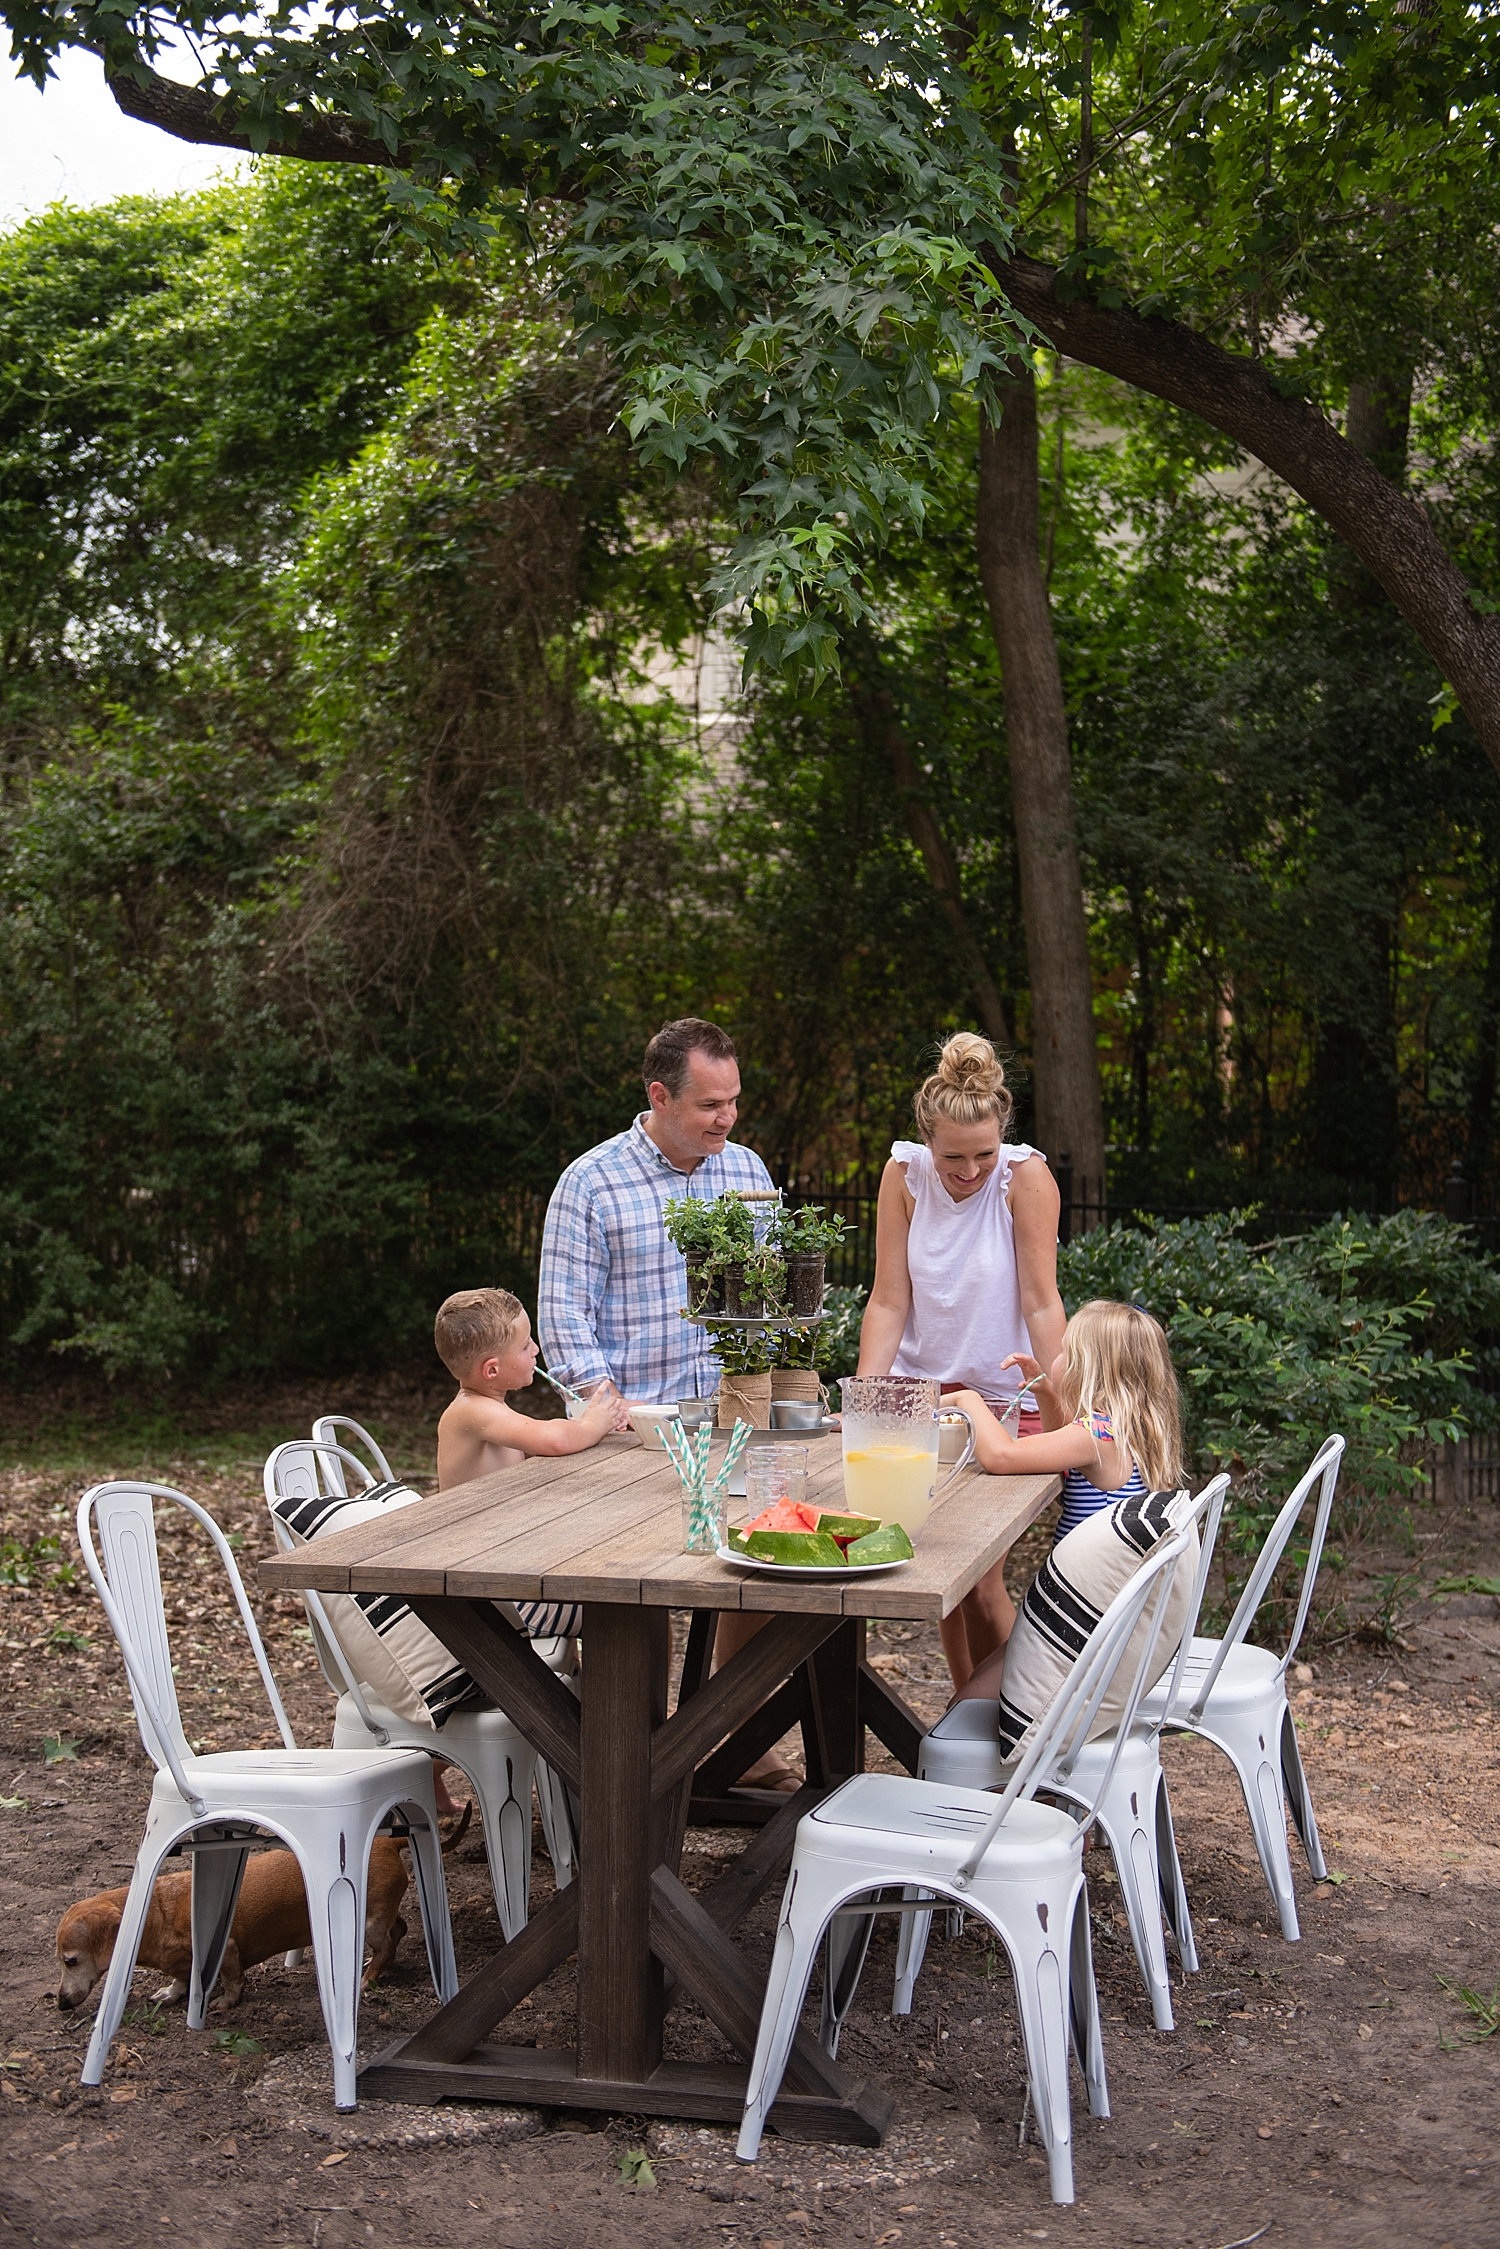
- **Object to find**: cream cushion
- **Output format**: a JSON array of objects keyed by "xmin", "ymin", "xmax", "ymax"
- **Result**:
[{"xmin": 997, "ymin": 1486, "xmax": 1197, "ymax": 1759}]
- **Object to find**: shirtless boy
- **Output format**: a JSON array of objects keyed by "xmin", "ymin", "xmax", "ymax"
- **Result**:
[{"xmin": 435, "ymin": 1287, "xmax": 624, "ymax": 1487}]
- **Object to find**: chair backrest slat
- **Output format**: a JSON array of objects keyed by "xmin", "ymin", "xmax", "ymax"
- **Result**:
[
  {"xmin": 954, "ymin": 1527, "xmax": 1190, "ymax": 1887},
  {"xmin": 78, "ymin": 1483, "xmax": 299, "ymax": 1809},
  {"xmin": 310, "ymin": 1417, "xmax": 395, "ymax": 1496},
  {"xmin": 1159, "ymin": 1471, "xmax": 1232, "ymax": 1725},
  {"xmin": 1188, "ymin": 1435, "xmax": 1344, "ymax": 1720},
  {"xmin": 262, "ymin": 1444, "xmax": 392, "ymax": 1737}
]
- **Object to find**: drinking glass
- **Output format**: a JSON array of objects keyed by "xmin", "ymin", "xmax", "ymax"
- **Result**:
[
  {"xmin": 566, "ymin": 1376, "xmax": 624, "ymax": 1427},
  {"xmin": 683, "ymin": 1484, "xmax": 728, "ymax": 1555},
  {"xmin": 743, "ymin": 1445, "xmax": 811, "ymax": 1518}
]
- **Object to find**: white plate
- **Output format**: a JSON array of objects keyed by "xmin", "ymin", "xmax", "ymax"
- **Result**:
[{"xmin": 716, "ymin": 1544, "xmax": 914, "ymax": 1580}]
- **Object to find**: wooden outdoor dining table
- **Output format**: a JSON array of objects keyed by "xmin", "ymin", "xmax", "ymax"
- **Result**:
[{"xmin": 259, "ymin": 1434, "xmax": 1059, "ymax": 2145}]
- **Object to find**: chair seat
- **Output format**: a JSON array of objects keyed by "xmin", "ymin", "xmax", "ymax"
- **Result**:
[
  {"xmin": 927, "ymin": 1698, "xmax": 1005, "ymax": 1742},
  {"xmin": 1139, "ymin": 1637, "xmax": 1284, "ymax": 1722},
  {"xmin": 805, "ymin": 1773, "xmax": 1080, "ymax": 1878},
  {"xmin": 335, "ymin": 1696, "xmax": 535, "ymax": 1746},
  {"xmin": 152, "ymin": 1745, "xmax": 435, "ymax": 1818}
]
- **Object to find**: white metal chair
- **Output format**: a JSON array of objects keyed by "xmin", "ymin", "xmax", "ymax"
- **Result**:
[
  {"xmin": 264, "ymin": 1440, "xmax": 577, "ymax": 1941},
  {"xmin": 882, "ymin": 1474, "xmax": 1231, "ymax": 2035},
  {"xmin": 76, "ymin": 1482, "xmax": 456, "ymax": 2111},
  {"xmin": 311, "ymin": 1414, "xmax": 396, "ymax": 1491},
  {"xmin": 1135, "ymin": 1433, "xmax": 1345, "ymax": 1940},
  {"xmin": 735, "ymin": 1528, "xmax": 1190, "ymax": 2205}
]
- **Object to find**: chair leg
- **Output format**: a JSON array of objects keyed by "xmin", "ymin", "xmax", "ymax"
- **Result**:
[
  {"xmin": 973, "ymin": 1891, "xmax": 1076, "ymax": 2206},
  {"xmin": 81, "ymin": 1836, "xmax": 177, "ymax": 2086},
  {"xmin": 1094, "ymin": 1785, "xmax": 1174, "ymax": 2032},
  {"xmin": 1067, "ymin": 1884, "xmax": 1109, "ymax": 2119},
  {"xmin": 535, "ymin": 1758, "xmax": 578, "ymax": 1891},
  {"xmin": 400, "ymin": 1800, "xmax": 458, "ymax": 2005},
  {"xmin": 891, "ymin": 1889, "xmax": 936, "ymax": 2017},
  {"xmin": 1205, "ymin": 1710, "xmax": 1301, "ymax": 1940},
  {"xmin": 1280, "ymin": 1706, "xmax": 1328, "ymax": 1880},
  {"xmin": 299, "ymin": 1830, "xmax": 373, "ymax": 2110},
  {"xmin": 1154, "ymin": 1774, "xmax": 1198, "ymax": 1975},
  {"xmin": 737, "ymin": 1866, "xmax": 840, "ymax": 2163},
  {"xmin": 819, "ymin": 1902, "xmax": 879, "ymax": 2059},
  {"xmin": 186, "ymin": 1840, "xmax": 251, "ymax": 2029},
  {"xmin": 469, "ymin": 1746, "xmax": 535, "ymax": 1943}
]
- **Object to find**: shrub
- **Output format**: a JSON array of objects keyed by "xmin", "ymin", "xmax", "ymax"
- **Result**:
[{"xmin": 1060, "ymin": 1208, "xmax": 1498, "ymax": 1510}]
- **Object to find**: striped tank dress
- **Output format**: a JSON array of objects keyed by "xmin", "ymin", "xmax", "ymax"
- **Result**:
[{"xmin": 1055, "ymin": 1410, "xmax": 1146, "ymax": 1543}]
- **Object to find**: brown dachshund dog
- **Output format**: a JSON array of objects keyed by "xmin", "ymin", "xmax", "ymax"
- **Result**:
[{"xmin": 55, "ymin": 1804, "xmax": 469, "ymax": 2014}]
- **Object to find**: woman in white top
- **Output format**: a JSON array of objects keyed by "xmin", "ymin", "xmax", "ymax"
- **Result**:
[{"xmin": 857, "ymin": 1033, "xmax": 1066, "ymax": 1690}]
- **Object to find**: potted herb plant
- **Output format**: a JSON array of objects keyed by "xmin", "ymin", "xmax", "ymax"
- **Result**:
[
  {"xmin": 663, "ymin": 1193, "xmax": 753, "ymax": 1314},
  {"xmin": 768, "ymin": 1203, "xmax": 848, "ymax": 1316},
  {"xmin": 724, "ymin": 1237, "xmax": 787, "ymax": 1318},
  {"xmin": 705, "ymin": 1319, "xmax": 775, "ymax": 1428}
]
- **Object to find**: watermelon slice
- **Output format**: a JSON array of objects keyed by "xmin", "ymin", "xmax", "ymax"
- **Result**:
[
  {"xmin": 809, "ymin": 1511, "xmax": 880, "ymax": 1544},
  {"xmin": 742, "ymin": 1530, "xmax": 847, "ymax": 1568},
  {"xmin": 741, "ymin": 1498, "xmax": 824, "ymax": 1536},
  {"xmin": 845, "ymin": 1523, "xmax": 915, "ymax": 1567}
]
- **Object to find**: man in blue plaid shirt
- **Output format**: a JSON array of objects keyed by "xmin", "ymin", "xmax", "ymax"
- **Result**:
[{"xmin": 538, "ymin": 1018, "xmax": 773, "ymax": 1404}]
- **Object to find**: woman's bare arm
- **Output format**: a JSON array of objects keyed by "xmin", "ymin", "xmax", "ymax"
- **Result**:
[
  {"xmin": 1009, "ymin": 1156, "xmax": 1066, "ymax": 1373},
  {"xmin": 857, "ymin": 1158, "xmax": 915, "ymax": 1375}
]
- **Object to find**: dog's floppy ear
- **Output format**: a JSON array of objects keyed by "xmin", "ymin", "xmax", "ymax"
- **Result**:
[{"xmin": 60, "ymin": 1900, "xmax": 123, "ymax": 1963}]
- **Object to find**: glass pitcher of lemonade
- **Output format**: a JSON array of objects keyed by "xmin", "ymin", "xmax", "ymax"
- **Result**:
[{"xmin": 838, "ymin": 1377, "xmax": 975, "ymax": 1538}]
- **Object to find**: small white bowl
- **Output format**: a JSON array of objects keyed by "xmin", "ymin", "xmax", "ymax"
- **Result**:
[
  {"xmin": 938, "ymin": 1415, "xmax": 970, "ymax": 1463},
  {"xmin": 629, "ymin": 1404, "xmax": 682, "ymax": 1445}
]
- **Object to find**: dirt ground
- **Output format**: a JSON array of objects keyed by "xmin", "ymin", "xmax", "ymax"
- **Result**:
[{"xmin": 2, "ymin": 1375, "xmax": 1498, "ymax": 2249}]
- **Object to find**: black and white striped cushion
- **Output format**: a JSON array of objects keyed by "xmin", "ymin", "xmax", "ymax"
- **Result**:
[
  {"xmin": 997, "ymin": 1487, "xmax": 1194, "ymax": 1759},
  {"xmin": 274, "ymin": 1483, "xmax": 582, "ymax": 1728}
]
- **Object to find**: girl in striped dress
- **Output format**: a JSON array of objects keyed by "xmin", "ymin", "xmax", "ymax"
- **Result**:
[{"xmin": 945, "ymin": 1298, "xmax": 1183, "ymax": 1548}]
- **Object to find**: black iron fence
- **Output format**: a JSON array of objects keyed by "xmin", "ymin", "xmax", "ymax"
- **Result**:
[{"xmin": 495, "ymin": 1156, "xmax": 1500, "ymax": 1302}]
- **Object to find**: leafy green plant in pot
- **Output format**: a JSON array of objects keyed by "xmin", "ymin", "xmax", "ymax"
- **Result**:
[
  {"xmin": 769, "ymin": 1204, "xmax": 849, "ymax": 1316},
  {"xmin": 725, "ymin": 1239, "xmax": 787, "ymax": 1318},
  {"xmin": 664, "ymin": 1194, "xmax": 753, "ymax": 1314}
]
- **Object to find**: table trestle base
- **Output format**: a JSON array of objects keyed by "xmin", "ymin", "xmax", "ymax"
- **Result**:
[{"xmin": 356, "ymin": 2043, "xmax": 894, "ymax": 2144}]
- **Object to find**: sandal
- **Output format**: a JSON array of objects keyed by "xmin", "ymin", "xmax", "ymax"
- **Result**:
[{"xmin": 733, "ymin": 1760, "xmax": 803, "ymax": 1795}]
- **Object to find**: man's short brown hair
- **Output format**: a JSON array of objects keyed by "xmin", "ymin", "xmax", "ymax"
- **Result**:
[
  {"xmin": 642, "ymin": 1017, "xmax": 738, "ymax": 1100},
  {"xmin": 434, "ymin": 1287, "xmax": 524, "ymax": 1379}
]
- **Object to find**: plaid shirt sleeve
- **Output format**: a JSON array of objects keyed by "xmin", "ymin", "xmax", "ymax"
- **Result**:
[{"xmin": 537, "ymin": 1158, "xmax": 615, "ymax": 1392}]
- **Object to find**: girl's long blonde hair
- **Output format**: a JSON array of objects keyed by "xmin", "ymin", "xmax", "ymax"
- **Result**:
[{"xmin": 1055, "ymin": 1300, "xmax": 1184, "ymax": 1489}]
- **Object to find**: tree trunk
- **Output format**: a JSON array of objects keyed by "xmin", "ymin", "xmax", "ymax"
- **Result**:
[
  {"xmin": 975, "ymin": 374, "xmax": 1107, "ymax": 1202},
  {"xmin": 850, "ymin": 667, "xmax": 1012, "ymax": 1049},
  {"xmin": 991, "ymin": 253, "xmax": 1500, "ymax": 775}
]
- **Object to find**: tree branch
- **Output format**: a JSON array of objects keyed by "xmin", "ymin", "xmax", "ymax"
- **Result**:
[
  {"xmin": 991, "ymin": 251, "xmax": 1500, "ymax": 773},
  {"xmin": 108, "ymin": 65, "xmax": 412, "ymax": 168}
]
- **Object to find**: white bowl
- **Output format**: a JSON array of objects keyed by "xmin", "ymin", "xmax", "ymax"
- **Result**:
[
  {"xmin": 938, "ymin": 1415, "xmax": 970, "ymax": 1463},
  {"xmin": 629, "ymin": 1405, "xmax": 681, "ymax": 1444}
]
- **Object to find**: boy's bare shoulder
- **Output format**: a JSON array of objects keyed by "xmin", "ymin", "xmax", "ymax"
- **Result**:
[{"xmin": 439, "ymin": 1387, "xmax": 485, "ymax": 1430}]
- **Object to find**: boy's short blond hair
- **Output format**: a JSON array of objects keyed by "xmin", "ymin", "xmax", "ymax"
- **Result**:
[{"xmin": 434, "ymin": 1287, "xmax": 525, "ymax": 1379}]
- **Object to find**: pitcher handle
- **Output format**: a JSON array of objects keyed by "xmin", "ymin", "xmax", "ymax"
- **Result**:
[{"xmin": 932, "ymin": 1408, "xmax": 976, "ymax": 1497}]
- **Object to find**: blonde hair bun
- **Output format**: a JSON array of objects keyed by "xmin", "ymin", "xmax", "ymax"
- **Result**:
[
  {"xmin": 935, "ymin": 1032, "xmax": 1007, "ymax": 1098},
  {"xmin": 914, "ymin": 1032, "xmax": 1013, "ymax": 1140}
]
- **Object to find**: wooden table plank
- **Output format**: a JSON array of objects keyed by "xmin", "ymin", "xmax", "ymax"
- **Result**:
[
  {"xmin": 349, "ymin": 1448, "xmax": 671, "ymax": 1597},
  {"xmin": 259, "ymin": 1438, "xmax": 647, "ymax": 1593},
  {"xmin": 260, "ymin": 1458, "xmax": 1060, "ymax": 1622}
]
